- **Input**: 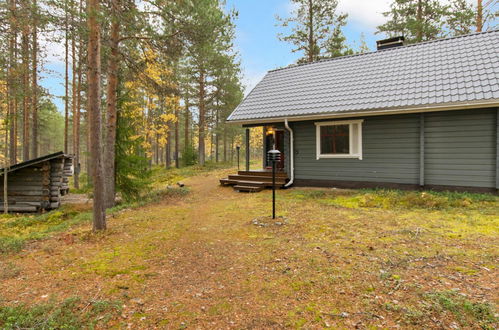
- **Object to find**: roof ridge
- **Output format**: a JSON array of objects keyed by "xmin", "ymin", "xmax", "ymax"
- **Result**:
[{"xmin": 268, "ymin": 30, "xmax": 499, "ymax": 73}]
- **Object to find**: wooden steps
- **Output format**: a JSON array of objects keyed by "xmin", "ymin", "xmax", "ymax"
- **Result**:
[
  {"xmin": 233, "ymin": 185, "xmax": 264, "ymax": 193},
  {"xmin": 220, "ymin": 170, "xmax": 288, "ymax": 193}
]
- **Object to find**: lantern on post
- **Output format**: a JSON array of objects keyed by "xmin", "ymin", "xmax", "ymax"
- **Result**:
[
  {"xmin": 267, "ymin": 149, "xmax": 281, "ymax": 219},
  {"xmin": 236, "ymin": 146, "xmax": 241, "ymax": 170}
]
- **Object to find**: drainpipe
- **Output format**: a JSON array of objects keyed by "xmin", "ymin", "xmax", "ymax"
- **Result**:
[{"xmin": 284, "ymin": 118, "xmax": 294, "ymax": 187}]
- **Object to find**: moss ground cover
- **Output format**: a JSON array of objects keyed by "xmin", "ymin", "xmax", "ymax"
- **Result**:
[{"xmin": 0, "ymin": 167, "xmax": 497, "ymax": 328}]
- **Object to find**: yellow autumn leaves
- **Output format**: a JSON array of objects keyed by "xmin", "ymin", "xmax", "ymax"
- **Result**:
[{"xmin": 123, "ymin": 49, "xmax": 179, "ymax": 158}]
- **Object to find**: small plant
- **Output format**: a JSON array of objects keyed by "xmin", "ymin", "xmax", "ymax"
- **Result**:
[
  {"xmin": 423, "ymin": 290, "xmax": 497, "ymax": 327},
  {"xmin": 181, "ymin": 144, "xmax": 197, "ymax": 166},
  {"xmin": 0, "ymin": 261, "xmax": 21, "ymax": 280},
  {"xmin": 0, "ymin": 297, "xmax": 122, "ymax": 329}
]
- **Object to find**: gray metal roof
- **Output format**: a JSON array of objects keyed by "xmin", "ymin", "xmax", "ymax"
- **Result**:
[{"xmin": 228, "ymin": 30, "xmax": 499, "ymax": 123}]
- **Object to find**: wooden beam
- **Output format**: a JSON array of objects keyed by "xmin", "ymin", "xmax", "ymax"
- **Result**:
[
  {"xmin": 262, "ymin": 126, "xmax": 266, "ymax": 169},
  {"xmin": 245, "ymin": 128, "xmax": 250, "ymax": 171},
  {"xmin": 419, "ymin": 113, "xmax": 425, "ymax": 187}
]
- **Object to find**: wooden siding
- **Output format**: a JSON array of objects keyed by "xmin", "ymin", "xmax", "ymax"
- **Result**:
[
  {"xmin": 424, "ymin": 109, "xmax": 496, "ymax": 188},
  {"xmin": 290, "ymin": 108, "xmax": 498, "ymax": 189},
  {"xmin": 292, "ymin": 114, "xmax": 420, "ymax": 184}
]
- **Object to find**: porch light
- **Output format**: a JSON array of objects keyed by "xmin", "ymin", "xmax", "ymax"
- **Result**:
[
  {"xmin": 267, "ymin": 149, "xmax": 281, "ymax": 219},
  {"xmin": 266, "ymin": 126, "xmax": 274, "ymax": 136}
]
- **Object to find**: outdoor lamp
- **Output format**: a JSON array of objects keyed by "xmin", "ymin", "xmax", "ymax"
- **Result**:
[{"xmin": 267, "ymin": 149, "xmax": 281, "ymax": 219}]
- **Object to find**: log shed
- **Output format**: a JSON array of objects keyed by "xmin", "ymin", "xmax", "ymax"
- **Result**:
[{"xmin": 0, "ymin": 152, "xmax": 74, "ymax": 212}]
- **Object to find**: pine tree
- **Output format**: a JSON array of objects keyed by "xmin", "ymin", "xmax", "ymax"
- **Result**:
[
  {"xmin": 376, "ymin": 0, "xmax": 447, "ymax": 43},
  {"xmin": 277, "ymin": 0, "xmax": 348, "ymax": 63},
  {"xmin": 87, "ymin": 0, "xmax": 106, "ymax": 230}
]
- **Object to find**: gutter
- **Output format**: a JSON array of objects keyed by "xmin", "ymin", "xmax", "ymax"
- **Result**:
[{"xmin": 284, "ymin": 118, "xmax": 294, "ymax": 188}]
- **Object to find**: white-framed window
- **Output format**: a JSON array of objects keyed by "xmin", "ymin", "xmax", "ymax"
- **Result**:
[{"xmin": 315, "ymin": 119, "xmax": 363, "ymax": 160}]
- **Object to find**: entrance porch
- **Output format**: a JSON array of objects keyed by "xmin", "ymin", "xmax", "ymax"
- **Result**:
[{"xmin": 220, "ymin": 170, "xmax": 289, "ymax": 192}]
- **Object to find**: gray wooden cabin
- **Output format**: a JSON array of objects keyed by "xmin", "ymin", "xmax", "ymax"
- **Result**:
[
  {"xmin": 0, "ymin": 152, "xmax": 73, "ymax": 212},
  {"xmin": 224, "ymin": 31, "xmax": 499, "ymax": 193}
]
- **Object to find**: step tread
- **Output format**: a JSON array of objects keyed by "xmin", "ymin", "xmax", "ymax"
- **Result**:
[
  {"xmin": 228, "ymin": 174, "xmax": 287, "ymax": 181},
  {"xmin": 233, "ymin": 185, "xmax": 264, "ymax": 192}
]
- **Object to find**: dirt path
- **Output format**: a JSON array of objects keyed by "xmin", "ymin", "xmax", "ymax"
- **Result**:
[{"xmin": 1, "ymin": 169, "xmax": 498, "ymax": 328}]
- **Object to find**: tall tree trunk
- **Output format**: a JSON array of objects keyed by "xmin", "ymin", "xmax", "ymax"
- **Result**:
[
  {"xmin": 71, "ymin": 0, "xmax": 80, "ymax": 189},
  {"xmin": 104, "ymin": 0, "xmax": 120, "ymax": 208},
  {"xmin": 8, "ymin": 0, "xmax": 17, "ymax": 165},
  {"xmin": 87, "ymin": 0, "xmax": 106, "ymax": 230},
  {"xmin": 416, "ymin": 0, "xmax": 423, "ymax": 42},
  {"xmin": 165, "ymin": 129, "xmax": 171, "ymax": 167},
  {"xmin": 215, "ymin": 107, "xmax": 219, "ymax": 162},
  {"xmin": 4, "ymin": 86, "xmax": 10, "ymax": 213},
  {"xmin": 223, "ymin": 126, "xmax": 227, "ymax": 162},
  {"xmin": 307, "ymin": 0, "xmax": 314, "ymax": 63},
  {"xmin": 184, "ymin": 99, "xmax": 189, "ymax": 149},
  {"xmin": 476, "ymin": 0, "xmax": 483, "ymax": 32},
  {"xmin": 21, "ymin": 6, "xmax": 30, "ymax": 162},
  {"xmin": 31, "ymin": 0, "xmax": 38, "ymax": 158},
  {"xmin": 64, "ymin": 4, "xmax": 69, "ymax": 154},
  {"xmin": 174, "ymin": 104, "xmax": 179, "ymax": 168},
  {"xmin": 71, "ymin": 1, "xmax": 77, "ymax": 156},
  {"xmin": 74, "ymin": 0, "xmax": 84, "ymax": 189},
  {"xmin": 198, "ymin": 69, "xmax": 206, "ymax": 166}
]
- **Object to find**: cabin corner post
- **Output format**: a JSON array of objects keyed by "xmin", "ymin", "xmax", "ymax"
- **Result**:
[
  {"xmin": 245, "ymin": 128, "xmax": 250, "ymax": 171},
  {"xmin": 419, "ymin": 113, "xmax": 425, "ymax": 187}
]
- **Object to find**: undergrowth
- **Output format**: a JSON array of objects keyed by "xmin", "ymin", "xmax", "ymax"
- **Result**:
[
  {"xmin": 0, "ymin": 297, "xmax": 122, "ymax": 329},
  {"xmin": 0, "ymin": 206, "xmax": 91, "ymax": 254},
  {"xmin": 0, "ymin": 163, "xmax": 228, "ymax": 254},
  {"xmin": 290, "ymin": 188, "xmax": 498, "ymax": 210},
  {"xmin": 422, "ymin": 290, "xmax": 497, "ymax": 328}
]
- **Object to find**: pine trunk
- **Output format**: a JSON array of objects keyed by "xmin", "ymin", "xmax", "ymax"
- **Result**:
[
  {"xmin": 476, "ymin": 0, "xmax": 483, "ymax": 32},
  {"xmin": 104, "ymin": 0, "xmax": 120, "ymax": 208},
  {"xmin": 165, "ymin": 129, "xmax": 171, "ymax": 168},
  {"xmin": 416, "ymin": 0, "xmax": 423, "ymax": 42},
  {"xmin": 31, "ymin": 0, "xmax": 38, "ymax": 158},
  {"xmin": 87, "ymin": 0, "xmax": 106, "ymax": 230},
  {"xmin": 307, "ymin": 0, "xmax": 314, "ymax": 63},
  {"xmin": 215, "ymin": 107, "xmax": 219, "ymax": 162},
  {"xmin": 198, "ymin": 69, "xmax": 206, "ymax": 166},
  {"xmin": 223, "ymin": 126, "xmax": 227, "ymax": 162},
  {"xmin": 21, "ymin": 9, "xmax": 30, "ymax": 162},
  {"xmin": 64, "ymin": 5, "xmax": 69, "ymax": 154},
  {"xmin": 184, "ymin": 100, "xmax": 190, "ymax": 149},
  {"xmin": 8, "ymin": 0, "xmax": 17, "ymax": 165},
  {"xmin": 174, "ymin": 103, "xmax": 179, "ymax": 168}
]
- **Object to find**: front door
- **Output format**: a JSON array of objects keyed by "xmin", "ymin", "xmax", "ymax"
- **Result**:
[{"xmin": 265, "ymin": 129, "xmax": 285, "ymax": 171}]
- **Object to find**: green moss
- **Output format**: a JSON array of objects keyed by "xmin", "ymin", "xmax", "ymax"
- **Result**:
[
  {"xmin": 0, "ymin": 297, "xmax": 122, "ymax": 329},
  {"xmin": 423, "ymin": 290, "xmax": 497, "ymax": 328}
]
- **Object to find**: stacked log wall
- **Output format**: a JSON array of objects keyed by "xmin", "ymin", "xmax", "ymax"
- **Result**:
[
  {"xmin": 0, "ymin": 155, "xmax": 74, "ymax": 212},
  {"xmin": 0, "ymin": 162, "xmax": 51, "ymax": 212}
]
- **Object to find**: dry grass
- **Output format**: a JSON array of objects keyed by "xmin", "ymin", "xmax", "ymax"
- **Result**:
[{"xmin": 0, "ymin": 168, "xmax": 497, "ymax": 328}]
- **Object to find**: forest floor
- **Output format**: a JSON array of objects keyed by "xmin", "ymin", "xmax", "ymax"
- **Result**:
[{"xmin": 0, "ymin": 166, "xmax": 498, "ymax": 329}]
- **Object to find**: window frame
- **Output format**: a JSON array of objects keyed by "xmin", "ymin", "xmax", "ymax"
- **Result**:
[{"xmin": 315, "ymin": 119, "xmax": 363, "ymax": 160}]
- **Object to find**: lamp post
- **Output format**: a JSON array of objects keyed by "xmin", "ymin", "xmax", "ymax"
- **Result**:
[
  {"xmin": 267, "ymin": 149, "xmax": 281, "ymax": 219},
  {"xmin": 236, "ymin": 145, "xmax": 240, "ymax": 171}
]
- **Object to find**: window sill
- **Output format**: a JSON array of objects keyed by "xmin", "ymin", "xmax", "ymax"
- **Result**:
[{"xmin": 316, "ymin": 154, "xmax": 362, "ymax": 160}]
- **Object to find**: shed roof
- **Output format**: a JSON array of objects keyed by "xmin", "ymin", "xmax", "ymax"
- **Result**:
[
  {"xmin": 227, "ymin": 30, "xmax": 499, "ymax": 123},
  {"xmin": 0, "ymin": 151, "xmax": 71, "ymax": 174}
]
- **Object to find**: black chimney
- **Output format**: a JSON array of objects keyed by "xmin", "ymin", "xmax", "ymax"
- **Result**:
[{"xmin": 376, "ymin": 36, "xmax": 405, "ymax": 50}]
